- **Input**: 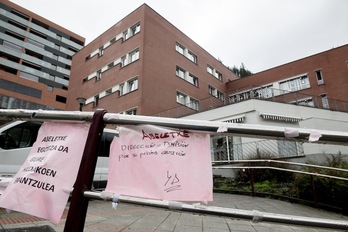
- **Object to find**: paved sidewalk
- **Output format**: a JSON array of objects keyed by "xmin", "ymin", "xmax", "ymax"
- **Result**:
[{"xmin": 1, "ymin": 193, "xmax": 348, "ymax": 231}]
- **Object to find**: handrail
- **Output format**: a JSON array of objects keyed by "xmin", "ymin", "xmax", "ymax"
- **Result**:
[
  {"xmin": 213, "ymin": 159, "xmax": 348, "ymax": 174},
  {"xmin": 82, "ymin": 190, "xmax": 348, "ymax": 230},
  {"xmin": 103, "ymin": 112, "xmax": 348, "ymax": 145},
  {"xmin": 1, "ymin": 109, "xmax": 347, "ymax": 146},
  {"xmin": 1, "ymin": 109, "xmax": 348, "ymax": 231},
  {"xmin": 2, "ymin": 109, "xmax": 347, "ymax": 145},
  {"xmin": 213, "ymin": 166, "xmax": 348, "ymax": 182}
]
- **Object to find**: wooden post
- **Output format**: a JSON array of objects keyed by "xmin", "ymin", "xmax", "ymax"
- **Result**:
[{"xmin": 64, "ymin": 109, "xmax": 107, "ymax": 232}]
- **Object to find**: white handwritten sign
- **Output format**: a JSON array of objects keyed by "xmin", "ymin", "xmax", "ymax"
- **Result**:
[
  {"xmin": 0, "ymin": 122, "xmax": 90, "ymax": 223},
  {"xmin": 105, "ymin": 125, "xmax": 213, "ymax": 202}
]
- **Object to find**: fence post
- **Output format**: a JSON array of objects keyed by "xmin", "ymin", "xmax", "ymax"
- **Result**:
[
  {"xmin": 249, "ymin": 169, "xmax": 255, "ymax": 197},
  {"xmin": 311, "ymin": 176, "xmax": 318, "ymax": 208},
  {"xmin": 64, "ymin": 109, "xmax": 107, "ymax": 232}
]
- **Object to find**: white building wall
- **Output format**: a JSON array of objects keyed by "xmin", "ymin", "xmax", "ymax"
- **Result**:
[{"xmin": 183, "ymin": 99, "xmax": 348, "ymax": 160}]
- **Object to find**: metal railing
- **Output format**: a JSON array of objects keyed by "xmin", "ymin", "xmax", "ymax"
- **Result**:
[
  {"xmin": 1, "ymin": 109, "xmax": 348, "ymax": 231},
  {"xmin": 212, "ymin": 139, "xmax": 304, "ymax": 161},
  {"xmin": 153, "ymin": 87, "xmax": 348, "ymax": 118},
  {"xmin": 213, "ymin": 159, "xmax": 348, "ymax": 211}
]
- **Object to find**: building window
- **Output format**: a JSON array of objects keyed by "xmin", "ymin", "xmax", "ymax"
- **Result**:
[
  {"xmin": 131, "ymin": 23, "xmax": 140, "ymax": 35},
  {"xmin": 207, "ymin": 65, "xmax": 214, "ymax": 75},
  {"xmin": 176, "ymin": 92, "xmax": 199, "ymax": 110},
  {"xmin": 105, "ymin": 88, "xmax": 112, "ymax": 95},
  {"xmin": 189, "ymin": 98, "xmax": 199, "ymax": 111},
  {"xmin": 120, "ymin": 78, "xmax": 138, "ymax": 96},
  {"xmin": 176, "ymin": 92, "xmax": 186, "ymax": 105},
  {"xmin": 94, "ymin": 95, "xmax": 99, "ymax": 107},
  {"xmin": 108, "ymin": 62, "xmax": 114, "ymax": 68},
  {"xmin": 130, "ymin": 49, "xmax": 139, "ymax": 62},
  {"xmin": 187, "ymin": 74, "xmax": 198, "ymax": 86},
  {"xmin": 175, "ymin": 42, "xmax": 197, "ymax": 64},
  {"xmin": 98, "ymin": 46, "xmax": 104, "ymax": 56},
  {"xmin": 321, "ymin": 94, "xmax": 329, "ymax": 109},
  {"xmin": 175, "ymin": 43, "xmax": 185, "ymax": 54},
  {"xmin": 207, "ymin": 65, "xmax": 222, "ymax": 81},
  {"xmin": 56, "ymin": 95, "xmax": 67, "ymax": 103},
  {"xmin": 315, "ymin": 70, "xmax": 324, "ymax": 85},
  {"xmin": 110, "ymin": 37, "xmax": 116, "ymax": 44},
  {"xmin": 123, "ymin": 23, "xmax": 140, "ymax": 40},
  {"xmin": 176, "ymin": 66, "xmax": 198, "ymax": 86},
  {"xmin": 121, "ymin": 49, "xmax": 140, "ymax": 67},
  {"xmin": 187, "ymin": 51, "xmax": 197, "ymax": 63},
  {"xmin": 96, "ymin": 70, "xmax": 102, "ymax": 81},
  {"xmin": 126, "ymin": 108, "xmax": 137, "ymax": 115},
  {"xmin": 209, "ymin": 86, "xmax": 224, "ymax": 101},
  {"xmin": 176, "ymin": 66, "xmax": 185, "ymax": 78}
]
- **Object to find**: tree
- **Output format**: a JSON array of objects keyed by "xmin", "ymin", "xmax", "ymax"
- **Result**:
[{"xmin": 230, "ymin": 63, "xmax": 253, "ymax": 78}]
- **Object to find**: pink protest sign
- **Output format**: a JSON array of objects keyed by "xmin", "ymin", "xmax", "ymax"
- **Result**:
[
  {"xmin": 0, "ymin": 122, "xmax": 90, "ymax": 223},
  {"xmin": 105, "ymin": 125, "xmax": 213, "ymax": 202}
]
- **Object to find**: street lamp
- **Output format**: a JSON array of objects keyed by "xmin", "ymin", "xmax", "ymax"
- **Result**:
[{"xmin": 76, "ymin": 97, "xmax": 86, "ymax": 111}]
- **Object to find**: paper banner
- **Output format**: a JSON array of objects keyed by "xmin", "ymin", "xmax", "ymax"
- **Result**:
[
  {"xmin": 0, "ymin": 122, "xmax": 90, "ymax": 223},
  {"xmin": 105, "ymin": 125, "xmax": 213, "ymax": 202}
]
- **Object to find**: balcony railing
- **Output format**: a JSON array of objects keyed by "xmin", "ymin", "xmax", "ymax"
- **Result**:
[{"xmin": 153, "ymin": 87, "xmax": 348, "ymax": 118}]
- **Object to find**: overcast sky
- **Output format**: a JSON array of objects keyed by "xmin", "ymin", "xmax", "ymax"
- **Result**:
[{"xmin": 10, "ymin": 0, "xmax": 348, "ymax": 73}]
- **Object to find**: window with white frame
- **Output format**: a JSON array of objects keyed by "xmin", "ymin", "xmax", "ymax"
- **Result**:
[
  {"xmin": 207, "ymin": 65, "xmax": 222, "ymax": 81},
  {"xmin": 98, "ymin": 46, "xmax": 104, "ymax": 56},
  {"xmin": 315, "ymin": 70, "xmax": 324, "ymax": 85},
  {"xmin": 96, "ymin": 69, "xmax": 101, "ymax": 81},
  {"xmin": 175, "ymin": 43, "xmax": 184, "ymax": 54},
  {"xmin": 176, "ymin": 66, "xmax": 198, "ymax": 86},
  {"xmin": 93, "ymin": 95, "xmax": 99, "ymax": 107},
  {"xmin": 85, "ymin": 23, "xmax": 141, "ymax": 61},
  {"xmin": 176, "ymin": 92, "xmax": 199, "ymax": 110},
  {"xmin": 207, "ymin": 65, "xmax": 213, "ymax": 75},
  {"xmin": 123, "ymin": 23, "xmax": 140, "ymax": 40},
  {"xmin": 120, "ymin": 78, "xmax": 138, "ymax": 96},
  {"xmin": 121, "ymin": 49, "xmax": 139, "ymax": 67},
  {"xmin": 321, "ymin": 94, "xmax": 329, "ymax": 109},
  {"xmin": 187, "ymin": 51, "xmax": 197, "ymax": 63},
  {"xmin": 189, "ymin": 98, "xmax": 199, "ymax": 110},
  {"xmin": 209, "ymin": 85, "xmax": 224, "ymax": 100},
  {"xmin": 131, "ymin": 24, "xmax": 140, "ymax": 35},
  {"xmin": 176, "ymin": 66, "xmax": 185, "ymax": 78},
  {"xmin": 187, "ymin": 74, "xmax": 198, "ymax": 86},
  {"xmin": 175, "ymin": 42, "xmax": 197, "ymax": 64}
]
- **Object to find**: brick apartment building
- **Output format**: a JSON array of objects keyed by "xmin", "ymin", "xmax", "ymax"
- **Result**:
[
  {"xmin": 226, "ymin": 44, "xmax": 348, "ymax": 112},
  {"xmin": 1, "ymin": 1, "xmax": 347, "ymax": 117},
  {"xmin": 0, "ymin": 0, "xmax": 85, "ymax": 110},
  {"xmin": 65, "ymin": 4, "xmax": 238, "ymax": 115}
]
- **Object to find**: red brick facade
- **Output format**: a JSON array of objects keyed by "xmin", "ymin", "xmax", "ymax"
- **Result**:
[
  {"xmin": 66, "ymin": 4, "xmax": 238, "ymax": 115},
  {"xmin": 226, "ymin": 44, "xmax": 348, "ymax": 107}
]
